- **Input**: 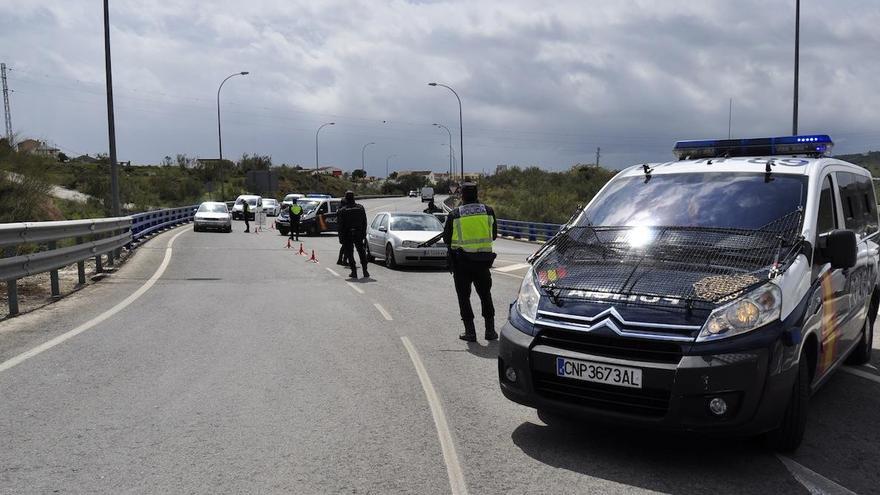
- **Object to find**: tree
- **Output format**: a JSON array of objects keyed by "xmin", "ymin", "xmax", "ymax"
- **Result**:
[
  {"xmin": 351, "ymin": 169, "xmax": 367, "ymax": 180},
  {"xmin": 57, "ymin": 152, "xmax": 69, "ymax": 163},
  {"xmin": 237, "ymin": 153, "xmax": 272, "ymax": 173},
  {"xmin": 162, "ymin": 155, "xmax": 173, "ymax": 167}
]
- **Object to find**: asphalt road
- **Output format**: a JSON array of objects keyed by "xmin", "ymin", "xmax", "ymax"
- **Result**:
[{"xmin": 1, "ymin": 196, "xmax": 879, "ymax": 494}]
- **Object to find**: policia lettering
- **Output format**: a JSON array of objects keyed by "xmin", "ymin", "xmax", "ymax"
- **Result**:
[{"xmin": 441, "ymin": 182, "xmax": 499, "ymax": 342}]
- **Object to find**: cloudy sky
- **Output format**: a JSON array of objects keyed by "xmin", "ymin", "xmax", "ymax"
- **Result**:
[{"xmin": 1, "ymin": 0, "xmax": 879, "ymax": 175}]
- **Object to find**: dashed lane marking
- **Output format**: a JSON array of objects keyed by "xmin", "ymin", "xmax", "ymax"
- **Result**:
[
  {"xmin": 374, "ymin": 303, "xmax": 393, "ymax": 321},
  {"xmin": 0, "ymin": 227, "xmax": 188, "ymax": 375},
  {"xmin": 400, "ymin": 336, "xmax": 468, "ymax": 495},
  {"xmin": 841, "ymin": 366, "xmax": 880, "ymax": 385},
  {"xmin": 776, "ymin": 455, "xmax": 857, "ymax": 495},
  {"xmin": 494, "ymin": 262, "xmax": 530, "ymax": 273},
  {"xmin": 346, "ymin": 282, "xmax": 365, "ymax": 294},
  {"xmin": 326, "ymin": 267, "xmax": 341, "ymax": 277}
]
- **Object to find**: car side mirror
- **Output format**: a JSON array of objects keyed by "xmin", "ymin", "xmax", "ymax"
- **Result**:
[
  {"xmin": 818, "ymin": 229, "xmax": 857, "ymax": 269},
  {"xmin": 378, "ymin": 226, "xmax": 387, "ymax": 232}
]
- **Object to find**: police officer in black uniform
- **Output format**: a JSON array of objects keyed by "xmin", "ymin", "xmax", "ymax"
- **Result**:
[
  {"xmin": 423, "ymin": 199, "xmax": 442, "ymax": 214},
  {"xmin": 288, "ymin": 200, "xmax": 303, "ymax": 241},
  {"xmin": 441, "ymin": 183, "xmax": 498, "ymax": 342},
  {"xmin": 242, "ymin": 200, "xmax": 251, "ymax": 233},
  {"xmin": 337, "ymin": 191, "xmax": 370, "ymax": 279}
]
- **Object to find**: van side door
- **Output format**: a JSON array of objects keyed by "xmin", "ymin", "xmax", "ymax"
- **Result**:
[
  {"xmin": 834, "ymin": 172, "xmax": 879, "ymax": 355},
  {"xmin": 813, "ymin": 174, "xmax": 851, "ymax": 378}
]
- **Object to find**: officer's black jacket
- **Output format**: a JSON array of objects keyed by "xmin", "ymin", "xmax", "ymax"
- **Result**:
[{"xmin": 337, "ymin": 201, "xmax": 367, "ymax": 241}]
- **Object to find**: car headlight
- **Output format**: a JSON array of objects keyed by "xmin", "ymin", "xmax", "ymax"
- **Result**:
[
  {"xmin": 697, "ymin": 283, "xmax": 781, "ymax": 342},
  {"xmin": 401, "ymin": 240, "xmax": 420, "ymax": 248},
  {"xmin": 515, "ymin": 267, "xmax": 541, "ymax": 324}
]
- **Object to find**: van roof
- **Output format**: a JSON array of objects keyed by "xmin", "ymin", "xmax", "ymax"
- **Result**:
[{"xmin": 617, "ymin": 156, "xmax": 871, "ymax": 181}]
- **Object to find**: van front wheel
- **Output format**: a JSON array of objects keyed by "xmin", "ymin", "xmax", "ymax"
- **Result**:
[
  {"xmin": 765, "ymin": 355, "xmax": 809, "ymax": 452},
  {"xmin": 846, "ymin": 316, "xmax": 873, "ymax": 365}
]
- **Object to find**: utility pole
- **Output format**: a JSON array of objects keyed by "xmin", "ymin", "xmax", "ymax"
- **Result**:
[
  {"xmin": 103, "ymin": 0, "xmax": 121, "ymax": 217},
  {"xmin": 792, "ymin": 0, "xmax": 800, "ymax": 135},
  {"xmin": 595, "ymin": 147, "xmax": 601, "ymax": 167},
  {"xmin": 1, "ymin": 63, "xmax": 12, "ymax": 143}
]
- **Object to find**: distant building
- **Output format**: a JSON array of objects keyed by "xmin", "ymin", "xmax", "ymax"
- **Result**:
[
  {"xmin": 17, "ymin": 138, "xmax": 60, "ymax": 158},
  {"xmin": 310, "ymin": 166, "xmax": 343, "ymax": 177}
]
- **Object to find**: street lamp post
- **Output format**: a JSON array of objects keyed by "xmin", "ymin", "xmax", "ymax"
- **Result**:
[
  {"xmin": 386, "ymin": 154, "xmax": 397, "ymax": 179},
  {"xmin": 315, "ymin": 122, "xmax": 335, "ymax": 189},
  {"xmin": 361, "ymin": 142, "xmax": 375, "ymax": 174},
  {"xmin": 792, "ymin": 0, "xmax": 800, "ymax": 135},
  {"xmin": 433, "ymin": 123, "xmax": 454, "ymax": 180},
  {"xmin": 216, "ymin": 71, "xmax": 248, "ymax": 200},
  {"xmin": 102, "ymin": 0, "xmax": 120, "ymax": 217},
  {"xmin": 428, "ymin": 82, "xmax": 464, "ymax": 181}
]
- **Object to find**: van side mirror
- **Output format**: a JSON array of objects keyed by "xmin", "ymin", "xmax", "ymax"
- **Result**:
[{"xmin": 818, "ymin": 229, "xmax": 857, "ymax": 269}]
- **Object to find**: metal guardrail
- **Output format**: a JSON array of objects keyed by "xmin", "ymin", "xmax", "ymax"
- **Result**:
[
  {"xmin": 496, "ymin": 218, "xmax": 561, "ymax": 242},
  {"xmin": 2, "ymin": 205, "xmax": 198, "ymax": 317},
  {"xmin": 131, "ymin": 205, "xmax": 198, "ymax": 242}
]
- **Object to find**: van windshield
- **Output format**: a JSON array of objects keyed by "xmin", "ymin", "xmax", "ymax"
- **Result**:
[
  {"xmin": 298, "ymin": 200, "xmax": 321, "ymax": 213},
  {"xmin": 579, "ymin": 172, "xmax": 807, "ymax": 230}
]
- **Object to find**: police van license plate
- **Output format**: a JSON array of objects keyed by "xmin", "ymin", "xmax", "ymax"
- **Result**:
[{"xmin": 556, "ymin": 357, "xmax": 642, "ymax": 388}]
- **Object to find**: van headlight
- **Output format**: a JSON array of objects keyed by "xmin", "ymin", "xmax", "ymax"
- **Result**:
[
  {"xmin": 697, "ymin": 283, "xmax": 781, "ymax": 342},
  {"xmin": 516, "ymin": 267, "xmax": 541, "ymax": 324}
]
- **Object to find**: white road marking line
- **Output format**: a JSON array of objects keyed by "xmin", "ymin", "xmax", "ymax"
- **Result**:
[
  {"xmin": 346, "ymin": 282, "xmax": 365, "ymax": 294},
  {"xmin": 400, "ymin": 336, "xmax": 468, "ymax": 495},
  {"xmin": 326, "ymin": 267, "xmax": 341, "ymax": 277},
  {"xmin": 0, "ymin": 227, "xmax": 188, "ymax": 375},
  {"xmin": 492, "ymin": 270, "xmax": 525, "ymax": 280},
  {"xmin": 374, "ymin": 303, "xmax": 393, "ymax": 321},
  {"xmin": 776, "ymin": 455, "xmax": 857, "ymax": 495},
  {"xmin": 841, "ymin": 366, "xmax": 880, "ymax": 384},
  {"xmin": 494, "ymin": 262, "xmax": 530, "ymax": 273}
]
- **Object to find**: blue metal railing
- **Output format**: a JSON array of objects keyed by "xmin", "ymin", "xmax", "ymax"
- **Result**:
[
  {"xmin": 131, "ymin": 205, "xmax": 199, "ymax": 242},
  {"xmin": 495, "ymin": 218, "xmax": 561, "ymax": 242}
]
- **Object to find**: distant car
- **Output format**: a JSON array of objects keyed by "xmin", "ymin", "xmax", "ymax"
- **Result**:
[
  {"xmin": 296, "ymin": 197, "xmax": 343, "ymax": 235},
  {"xmin": 263, "ymin": 198, "xmax": 280, "ymax": 216},
  {"xmin": 420, "ymin": 186, "xmax": 435, "ymax": 203},
  {"xmin": 281, "ymin": 193, "xmax": 304, "ymax": 208},
  {"xmin": 409, "ymin": 190, "xmax": 418, "ymax": 198},
  {"xmin": 193, "ymin": 201, "xmax": 232, "ymax": 233},
  {"xmin": 231, "ymin": 194, "xmax": 263, "ymax": 220},
  {"xmin": 366, "ymin": 212, "xmax": 446, "ymax": 268}
]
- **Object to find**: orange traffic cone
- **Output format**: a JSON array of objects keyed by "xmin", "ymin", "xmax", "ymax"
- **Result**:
[
  {"xmin": 299, "ymin": 243, "xmax": 306, "ymax": 255},
  {"xmin": 308, "ymin": 250, "xmax": 318, "ymax": 263},
  {"xmin": 286, "ymin": 238, "xmax": 291, "ymax": 249}
]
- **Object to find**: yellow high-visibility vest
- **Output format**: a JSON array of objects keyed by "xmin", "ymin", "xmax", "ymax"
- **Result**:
[
  {"xmin": 290, "ymin": 204, "xmax": 302, "ymax": 215},
  {"xmin": 451, "ymin": 203, "xmax": 494, "ymax": 253}
]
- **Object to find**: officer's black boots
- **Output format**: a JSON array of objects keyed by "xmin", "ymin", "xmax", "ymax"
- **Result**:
[
  {"xmin": 485, "ymin": 318, "xmax": 498, "ymax": 341},
  {"xmin": 459, "ymin": 320, "xmax": 477, "ymax": 342},
  {"xmin": 349, "ymin": 269, "xmax": 358, "ymax": 279},
  {"xmin": 363, "ymin": 268, "xmax": 370, "ymax": 279}
]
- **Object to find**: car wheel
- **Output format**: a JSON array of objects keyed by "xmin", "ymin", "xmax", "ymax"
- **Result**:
[
  {"xmin": 847, "ymin": 315, "xmax": 874, "ymax": 365},
  {"xmin": 226, "ymin": 226, "xmax": 232, "ymax": 233},
  {"xmin": 765, "ymin": 354, "xmax": 809, "ymax": 452},
  {"xmin": 309, "ymin": 225, "xmax": 318, "ymax": 236},
  {"xmin": 385, "ymin": 244, "xmax": 397, "ymax": 269},
  {"xmin": 193, "ymin": 225, "xmax": 201, "ymax": 232}
]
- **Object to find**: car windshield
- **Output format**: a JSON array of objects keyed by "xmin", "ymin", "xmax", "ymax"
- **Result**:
[
  {"xmin": 298, "ymin": 200, "xmax": 321, "ymax": 213},
  {"xmin": 390, "ymin": 214, "xmax": 443, "ymax": 231},
  {"xmin": 198, "ymin": 204, "xmax": 227, "ymax": 213},
  {"xmin": 578, "ymin": 172, "xmax": 807, "ymax": 230},
  {"xmin": 264, "ymin": 199, "xmax": 276, "ymax": 205}
]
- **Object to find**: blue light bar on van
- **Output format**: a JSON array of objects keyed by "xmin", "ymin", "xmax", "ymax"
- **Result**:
[{"xmin": 673, "ymin": 134, "xmax": 833, "ymax": 160}]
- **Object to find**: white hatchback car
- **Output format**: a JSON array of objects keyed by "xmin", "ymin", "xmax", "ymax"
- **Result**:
[
  {"xmin": 367, "ymin": 212, "xmax": 447, "ymax": 268},
  {"xmin": 263, "ymin": 198, "xmax": 280, "ymax": 216},
  {"xmin": 231, "ymin": 194, "xmax": 263, "ymax": 220},
  {"xmin": 193, "ymin": 201, "xmax": 232, "ymax": 232}
]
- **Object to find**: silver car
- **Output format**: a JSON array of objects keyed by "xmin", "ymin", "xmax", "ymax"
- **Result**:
[
  {"xmin": 367, "ymin": 212, "xmax": 447, "ymax": 268},
  {"xmin": 263, "ymin": 198, "xmax": 280, "ymax": 216},
  {"xmin": 194, "ymin": 201, "xmax": 232, "ymax": 232}
]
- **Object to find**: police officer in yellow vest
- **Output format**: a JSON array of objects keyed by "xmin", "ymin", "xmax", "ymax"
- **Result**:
[
  {"xmin": 288, "ymin": 200, "xmax": 303, "ymax": 241},
  {"xmin": 441, "ymin": 182, "xmax": 498, "ymax": 342}
]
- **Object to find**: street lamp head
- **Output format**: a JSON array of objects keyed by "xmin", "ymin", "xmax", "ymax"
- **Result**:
[
  {"xmin": 240, "ymin": 71, "xmax": 249, "ymax": 75},
  {"xmin": 329, "ymin": 122, "xmax": 336, "ymax": 125},
  {"xmin": 428, "ymin": 82, "xmax": 437, "ymax": 86}
]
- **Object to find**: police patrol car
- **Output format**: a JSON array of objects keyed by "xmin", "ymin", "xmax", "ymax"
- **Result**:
[{"xmin": 499, "ymin": 135, "xmax": 879, "ymax": 451}]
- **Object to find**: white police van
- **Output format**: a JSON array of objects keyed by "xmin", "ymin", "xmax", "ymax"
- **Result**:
[{"xmin": 499, "ymin": 135, "xmax": 879, "ymax": 451}]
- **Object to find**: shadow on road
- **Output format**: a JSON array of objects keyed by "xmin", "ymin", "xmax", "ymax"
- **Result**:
[
  {"xmin": 466, "ymin": 340, "xmax": 499, "ymax": 359},
  {"xmin": 510, "ymin": 419, "xmax": 799, "ymax": 494}
]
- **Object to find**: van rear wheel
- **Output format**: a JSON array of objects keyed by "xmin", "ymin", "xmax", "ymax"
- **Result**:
[{"xmin": 765, "ymin": 355, "xmax": 809, "ymax": 452}]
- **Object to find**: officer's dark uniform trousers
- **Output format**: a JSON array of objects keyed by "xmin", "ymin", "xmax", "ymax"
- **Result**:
[{"xmin": 452, "ymin": 254, "xmax": 494, "ymax": 321}]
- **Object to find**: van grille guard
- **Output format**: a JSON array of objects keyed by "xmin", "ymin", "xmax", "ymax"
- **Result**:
[{"xmin": 532, "ymin": 209, "xmax": 804, "ymax": 310}]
